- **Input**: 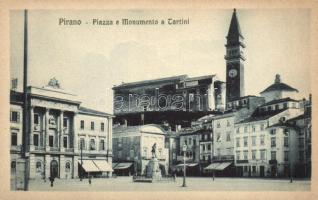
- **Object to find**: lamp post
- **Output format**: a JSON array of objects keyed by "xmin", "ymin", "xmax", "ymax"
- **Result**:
[
  {"xmin": 182, "ymin": 144, "xmax": 187, "ymax": 187},
  {"xmin": 80, "ymin": 142, "xmax": 83, "ymax": 181},
  {"xmin": 288, "ymin": 131, "xmax": 293, "ymax": 183}
]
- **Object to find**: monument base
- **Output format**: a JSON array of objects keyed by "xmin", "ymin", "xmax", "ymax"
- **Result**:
[{"xmin": 145, "ymin": 157, "xmax": 162, "ymax": 181}]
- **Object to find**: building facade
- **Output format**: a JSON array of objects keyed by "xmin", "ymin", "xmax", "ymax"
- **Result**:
[
  {"xmin": 10, "ymin": 80, "xmax": 113, "ymax": 184},
  {"xmin": 112, "ymin": 124, "xmax": 169, "ymax": 176}
]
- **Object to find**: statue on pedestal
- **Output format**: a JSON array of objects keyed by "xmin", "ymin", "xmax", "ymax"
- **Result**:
[{"xmin": 151, "ymin": 143, "xmax": 157, "ymax": 158}]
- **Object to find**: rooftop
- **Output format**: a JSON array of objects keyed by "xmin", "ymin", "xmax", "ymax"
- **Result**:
[
  {"xmin": 79, "ymin": 107, "xmax": 113, "ymax": 117},
  {"xmin": 260, "ymin": 97, "xmax": 298, "ymax": 107},
  {"xmin": 237, "ymin": 108, "xmax": 287, "ymax": 124},
  {"xmin": 260, "ymin": 74, "xmax": 298, "ymax": 94}
]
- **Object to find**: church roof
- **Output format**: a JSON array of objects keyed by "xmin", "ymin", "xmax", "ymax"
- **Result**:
[
  {"xmin": 227, "ymin": 9, "xmax": 244, "ymax": 39},
  {"xmin": 260, "ymin": 74, "xmax": 298, "ymax": 94}
]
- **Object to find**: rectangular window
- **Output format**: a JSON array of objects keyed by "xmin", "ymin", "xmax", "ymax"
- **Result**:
[
  {"xmin": 260, "ymin": 135, "xmax": 265, "ymax": 145},
  {"xmin": 283, "ymin": 103, "xmax": 288, "ymax": 109},
  {"xmin": 252, "ymin": 150, "xmax": 256, "ymax": 160},
  {"xmin": 260, "ymin": 150, "xmax": 266, "ymax": 160},
  {"xmin": 33, "ymin": 134, "xmax": 39, "ymax": 146},
  {"xmin": 49, "ymin": 136, "xmax": 54, "ymax": 147},
  {"xmin": 236, "ymin": 151, "xmax": 240, "ymax": 160},
  {"xmin": 252, "ymin": 136, "xmax": 256, "ymax": 146},
  {"xmin": 271, "ymin": 137, "xmax": 276, "ymax": 147},
  {"xmin": 100, "ymin": 139, "xmax": 105, "ymax": 150},
  {"xmin": 10, "ymin": 111, "xmax": 19, "ymax": 122},
  {"xmin": 284, "ymin": 151, "xmax": 289, "ymax": 161},
  {"xmin": 91, "ymin": 122, "xmax": 94, "ymax": 130},
  {"xmin": 284, "ymin": 137, "xmax": 289, "ymax": 147},
  {"xmin": 226, "ymin": 132, "xmax": 231, "ymax": 141},
  {"xmin": 188, "ymin": 138, "xmax": 192, "ymax": 145},
  {"xmin": 244, "ymin": 166, "xmax": 248, "ymax": 172},
  {"xmin": 261, "ymin": 124, "xmax": 265, "ymax": 131},
  {"xmin": 252, "ymin": 125, "xmax": 256, "ymax": 132},
  {"xmin": 63, "ymin": 136, "xmax": 67, "ymax": 148},
  {"xmin": 270, "ymin": 129, "xmax": 276, "ymax": 135},
  {"xmin": 244, "ymin": 137, "xmax": 248, "ymax": 147},
  {"xmin": 271, "ymin": 151, "xmax": 276, "ymax": 160},
  {"xmin": 268, "ymin": 106, "xmax": 272, "ymax": 111},
  {"xmin": 207, "ymin": 144, "xmax": 211, "ymax": 150},
  {"xmin": 203, "ymin": 145, "xmax": 206, "ymax": 151},
  {"xmin": 243, "ymin": 150, "xmax": 248, "ymax": 160},
  {"xmin": 80, "ymin": 120, "xmax": 84, "ymax": 130},
  {"xmin": 11, "ymin": 132, "xmax": 17, "ymax": 146},
  {"xmin": 34, "ymin": 114, "xmax": 39, "ymax": 125},
  {"xmin": 236, "ymin": 138, "xmax": 240, "ymax": 147},
  {"xmin": 244, "ymin": 126, "xmax": 248, "ymax": 133},
  {"xmin": 101, "ymin": 122, "xmax": 105, "ymax": 132},
  {"xmin": 275, "ymin": 104, "xmax": 279, "ymax": 110},
  {"xmin": 236, "ymin": 127, "xmax": 240, "ymax": 134},
  {"xmin": 63, "ymin": 117, "xmax": 68, "ymax": 128}
]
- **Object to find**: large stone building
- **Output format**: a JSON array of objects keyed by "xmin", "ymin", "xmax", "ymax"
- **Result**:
[
  {"xmin": 113, "ymin": 74, "xmax": 226, "ymax": 130},
  {"xmin": 10, "ymin": 79, "xmax": 113, "ymax": 185}
]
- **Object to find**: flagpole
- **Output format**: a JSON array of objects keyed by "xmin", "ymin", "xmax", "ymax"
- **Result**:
[{"xmin": 22, "ymin": 9, "xmax": 30, "ymax": 191}]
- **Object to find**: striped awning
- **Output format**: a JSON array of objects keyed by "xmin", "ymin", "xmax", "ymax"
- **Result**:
[
  {"xmin": 79, "ymin": 160, "xmax": 100, "ymax": 172},
  {"xmin": 93, "ymin": 160, "xmax": 113, "ymax": 172}
]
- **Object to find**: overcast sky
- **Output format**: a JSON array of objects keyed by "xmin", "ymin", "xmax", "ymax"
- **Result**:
[{"xmin": 10, "ymin": 9, "xmax": 311, "ymax": 113}]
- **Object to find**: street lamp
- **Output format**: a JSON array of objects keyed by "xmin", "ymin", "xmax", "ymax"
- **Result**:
[
  {"xmin": 182, "ymin": 144, "xmax": 187, "ymax": 187},
  {"xmin": 80, "ymin": 142, "xmax": 83, "ymax": 181}
]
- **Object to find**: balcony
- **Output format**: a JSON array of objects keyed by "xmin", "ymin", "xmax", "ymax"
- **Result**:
[
  {"xmin": 50, "ymin": 147, "xmax": 59, "ymax": 152},
  {"xmin": 34, "ymin": 146, "xmax": 45, "ymax": 151},
  {"xmin": 269, "ymin": 159, "xmax": 277, "ymax": 165},
  {"xmin": 65, "ymin": 148, "xmax": 74, "ymax": 153}
]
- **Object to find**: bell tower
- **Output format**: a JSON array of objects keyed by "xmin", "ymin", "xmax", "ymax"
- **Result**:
[{"xmin": 225, "ymin": 9, "xmax": 245, "ymax": 102}]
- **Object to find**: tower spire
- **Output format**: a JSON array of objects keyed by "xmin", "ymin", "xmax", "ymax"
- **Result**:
[{"xmin": 226, "ymin": 9, "xmax": 244, "ymax": 46}]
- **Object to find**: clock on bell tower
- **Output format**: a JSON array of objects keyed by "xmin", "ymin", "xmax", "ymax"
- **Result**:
[{"xmin": 225, "ymin": 9, "xmax": 245, "ymax": 103}]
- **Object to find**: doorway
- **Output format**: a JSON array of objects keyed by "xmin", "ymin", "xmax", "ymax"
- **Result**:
[
  {"xmin": 50, "ymin": 160, "xmax": 59, "ymax": 178},
  {"xmin": 260, "ymin": 166, "xmax": 265, "ymax": 177}
]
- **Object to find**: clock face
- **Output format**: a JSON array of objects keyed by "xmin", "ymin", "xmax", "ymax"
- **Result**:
[{"xmin": 229, "ymin": 69, "xmax": 238, "ymax": 78}]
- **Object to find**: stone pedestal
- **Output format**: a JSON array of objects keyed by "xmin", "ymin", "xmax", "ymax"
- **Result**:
[{"xmin": 145, "ymin": 157, "xmax": 162, "ymax": 180}]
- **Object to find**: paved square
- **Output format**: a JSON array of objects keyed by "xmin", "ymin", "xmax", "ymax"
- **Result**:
[{"xmin": 28, "ymin": 177, "xmax": 310, "ymax": 191}]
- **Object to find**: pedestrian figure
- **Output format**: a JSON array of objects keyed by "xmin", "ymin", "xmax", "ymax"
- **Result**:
[
  {"xmin": 88, "ymin": 175, "xmax": 92, "ymax": 185},
  {"xmin": 173, "ymin": 171, "xmax": 177, "ymax": 182},
  {"xmin": 49, "ymin": 176, "xmax": 55, "ymax": 187}
]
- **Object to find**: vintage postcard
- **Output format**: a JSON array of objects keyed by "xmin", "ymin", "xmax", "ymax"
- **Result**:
[{"xmin": 1, "ymin": 0, "xmax": 317, "ymax": 199}]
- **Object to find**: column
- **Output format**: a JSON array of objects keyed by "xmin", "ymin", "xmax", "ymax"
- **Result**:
[
  {"xmin": 73, "ymin": 156, "xmax": 78, "ymax": 178},
  {"xmin": 60, "ymin": 155, "xmax": 65, "ymax": 178},
  {"xmin": 29, "ymin": 106, "xmax": 34, "ymax": 151},
  {"xmin": 45, "ymin": 155, "xmax": 50, "ymax": 179},
  {"xmin": 107, "ymin": 117, "xmax": 113, "ymax": 177},
  {"xmin": 29, "ymin": 154, "xmax": 35, "ymax": 179},
  {"xmin": 59, "ymin": 110, "xmax": 64, "ymax": 152},
  {"xmin": 73, "ymin": 112, "xmax": 78, "ymax": 153},
  {"xmin": 45, "ymin": 108, "xmax": 50, "ymax": 151}
]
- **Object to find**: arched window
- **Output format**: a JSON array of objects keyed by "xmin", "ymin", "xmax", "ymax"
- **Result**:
[
  {"xmin": 36, "ymin": 161, "xmax": 42, "ymax": 172},
  {"xmin": 65, "ymin": 162, "xmax": 71, "ymax": 173},
  {"xmin": 11, "ymin": 161, "xmax": 16, "ymax": 173}
]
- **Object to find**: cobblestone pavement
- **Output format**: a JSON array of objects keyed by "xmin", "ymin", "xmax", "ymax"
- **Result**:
[{"xmin": 28, "ymin": 176, "xmax": 310, "ymax": 191}]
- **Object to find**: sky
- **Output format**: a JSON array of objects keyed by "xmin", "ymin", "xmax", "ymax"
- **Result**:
[{"xmin": 10, "ymin": 9, "xmax": 311, "ymax": 113}]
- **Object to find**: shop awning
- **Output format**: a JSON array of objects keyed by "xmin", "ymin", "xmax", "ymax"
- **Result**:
[
  {"xmin": 112, "ymin": 163, "xmax": 118, "ymax": 168},
  {"xmin": 79, "ymin": 160, "xmax": 100, "ymax": 172},
  {"xmin": 214, "ymin": 162, "xmax": 231, "ymax": 171},
  {"xmin": 205, "ymin": 163, "xmax": 220, "ymax": 170},
  {"xmin": 176, "ymin": 163, "xmax": 198, "ymax": 167},
  {"xmin": 205, "ymin": 162, "xmax": 232, "ymax": 171},
  {"xmin": 93, "ymin": 160, "xmax": 113, "ymax": 172},
  {"xmin": 113, "ymin": 162, "xmax": 133, "ymax": 170}
]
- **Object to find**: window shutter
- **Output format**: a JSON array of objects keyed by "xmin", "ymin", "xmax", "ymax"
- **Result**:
[{"xmin": 17, "ymin": 112, "xmax": 20, "ymax": 123}]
